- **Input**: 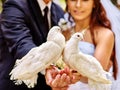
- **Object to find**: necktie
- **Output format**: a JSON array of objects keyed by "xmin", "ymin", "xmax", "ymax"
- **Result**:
[{"xmin": 43, "ymin": 6, "xmax": 49, "ymax": 37}]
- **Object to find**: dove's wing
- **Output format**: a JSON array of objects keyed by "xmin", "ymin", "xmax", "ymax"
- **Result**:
[
  {"xmin": 67, "ymin": 51, "xmax": 111, "ymax": 84},
  {"xmin": 10, "ymin": 41, "xmax": 62, "ymax": 80}
]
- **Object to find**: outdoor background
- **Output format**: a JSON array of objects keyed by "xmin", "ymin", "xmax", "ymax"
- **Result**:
[{"xmin": 0, "ymin": 0, "xmax": 120, "ymax": 13}]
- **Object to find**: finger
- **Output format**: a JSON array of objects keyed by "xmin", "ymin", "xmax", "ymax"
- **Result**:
[
  {"xmin": 59, "ymin": 67, "xmax": 70, "ymax": 75},
  {"xmin": 45, "ymin": 69, "xmax": 53, "ymax": 85},
  {"xmin": 58, "ymin": 73, "xmax": 67, "ymax": 87},
  {"xmin": 71, "ymin": 74, "xmax": 81, "ymax": 84},
  {"xmin": 64, "ymin": 66, "xmax": 71, "ymax": 74},
  {"xmin": 65, "ymin": 75, "xmax": 71, "ymax": 84},
  {"xmin": 58, "ymin": 74, "xmax": 71, "ymax": 87},
  {"xmin": 45, "ymin": 67, "xmax": 59, "ymax": 85},
  {"xmin": 51, "ymin": 74, "xmax": 61, "ymax": 88},
  {"xmin": 46, "ymin": 66, "xmax": 59, "ymax": 76}
]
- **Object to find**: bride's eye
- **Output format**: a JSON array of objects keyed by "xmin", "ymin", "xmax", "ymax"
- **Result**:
[
  {"xmin": 70, "ymin": 0, "xmax": 76, "ymax": 1},
  {"xmin": 82, "ymin": 0, "xmax": 89, "ymax": 1}
]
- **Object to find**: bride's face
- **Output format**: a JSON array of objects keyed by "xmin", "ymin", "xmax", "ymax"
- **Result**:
[{"xmin": 67, "ymin": 0, "xmax": 94, "ymax": 21}]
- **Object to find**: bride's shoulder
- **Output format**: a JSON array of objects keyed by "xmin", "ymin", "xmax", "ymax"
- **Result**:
[
  {"xmin": 94, "ymin": 26, "xmax": 114, "ymax": 36},
  {"xmin": 94, "ymin": 26, "xmax": 114, "ymax": 43}
]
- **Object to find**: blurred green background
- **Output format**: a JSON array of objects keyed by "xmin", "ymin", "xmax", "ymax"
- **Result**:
[
  {"xmin": 0, "ymin": 0, "xmax": 120, "ymax": 13},
  {"xmin": 0, "ymin": 0, "xmax": 2, "ymax": 12}
]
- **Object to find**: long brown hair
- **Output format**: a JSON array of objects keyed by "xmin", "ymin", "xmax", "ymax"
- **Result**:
[{"xmin": 65, "ymin": 0, "xmax": 118, "ymax": 80}]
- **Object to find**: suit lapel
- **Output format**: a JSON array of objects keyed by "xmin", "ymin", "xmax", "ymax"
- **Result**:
[{"xmin": 51, "ymin": 2, "xmax": 58, "ymax": 27}]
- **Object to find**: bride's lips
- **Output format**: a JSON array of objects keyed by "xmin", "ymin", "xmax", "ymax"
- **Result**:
[{"xmin": 73, "ymin": 10, "xmax": 84, "ymax": 15}]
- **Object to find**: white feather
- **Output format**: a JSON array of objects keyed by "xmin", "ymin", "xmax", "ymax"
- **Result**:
[
  {"xmin": 10, "ymin": 26, "xmax": 65, "ymax": 88},
  {"xmin": 63, "ymin": 32, "xmax": 112, "ymax": 90}
]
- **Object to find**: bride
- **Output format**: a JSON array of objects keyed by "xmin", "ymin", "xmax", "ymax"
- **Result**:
[
  {"xmin": 62, "ymin": 0, "xmax": 120, "ymax": 90},
  {"xmin": 45, "ymin": 0, "xmax": 120, "ymax": 90}
]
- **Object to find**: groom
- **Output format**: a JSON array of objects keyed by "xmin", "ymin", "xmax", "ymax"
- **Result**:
[{"xmin": 0, "ymin": 0, "xmax": 64, "ymax": 90}]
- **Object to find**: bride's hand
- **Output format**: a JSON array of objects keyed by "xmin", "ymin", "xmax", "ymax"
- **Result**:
[
  {"xmin": 45, "ymin": 65, "xmax": 71, "ymax": 90},
  {"xmin": 69, "ymin": 70, "xmax": 81, "ymax": 84}
]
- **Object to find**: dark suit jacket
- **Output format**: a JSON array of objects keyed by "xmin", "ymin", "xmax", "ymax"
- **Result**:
[{"xmin": 0, "ymin": 0, "xmax": 64, "ymax": 90}]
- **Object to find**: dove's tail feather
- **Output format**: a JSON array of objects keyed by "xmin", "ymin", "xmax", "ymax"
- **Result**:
[
  {"xmin": 91, "ymin": 70, "xmax": 112, "ymax": 84},
  {"xmin": 103, "ymin": 70, "xmax": 112, "ymax": 77},
  {"xmin": 13, "ymin": 74, "xmax": 38, "ymax": 88},
  {"xmin": 98, "ymin": 71, "xmax": 112, "ymax": 84},
  {"xmin": 9, "ymin": 55, "xmax": 34, "ymax": 79},
  {"xmin": 88, "ymin": 79, "xmax": 112, "ymax": 90},
  {"xmin": 10, "ymin": 67, "xmax": 31, "ymax": 80},
  {"xmin": 10, "ymin": 67, "xmax": 23, "ymax": 80},
  {"xmin": 95, "ymin": 75, "xmax": 112, "ymax": 84}
]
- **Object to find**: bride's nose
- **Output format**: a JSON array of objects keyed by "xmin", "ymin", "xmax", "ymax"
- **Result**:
[{"xmin": 76, "ymin": 0, "xmax": 82, "ymax": 8}]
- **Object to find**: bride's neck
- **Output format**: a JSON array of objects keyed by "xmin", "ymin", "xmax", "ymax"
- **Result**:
[
  {"xmin": 74, "ymin": 23, "xmax": 89, "ymax": 32},
  {"xmin": 74, "ymin": 19, "xmax": 90, "ymax": 32}
]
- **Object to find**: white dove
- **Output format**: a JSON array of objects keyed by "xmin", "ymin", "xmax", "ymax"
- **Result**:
[
  {"xmin": 63, "ymin": 32, "xmax": 112, "ymax": 90},
  {"xmin": 10, "ymin": 26, "xmax": 65, "ymax": 88}
]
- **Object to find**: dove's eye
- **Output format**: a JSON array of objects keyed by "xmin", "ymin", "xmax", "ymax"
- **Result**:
[
  {"xmin": 77, "ymin": 35, "xmax": 80, "ymax": 37},
  {"xmin": 58, "ymin": 29, "xmax": 61, "ymax": 31}
]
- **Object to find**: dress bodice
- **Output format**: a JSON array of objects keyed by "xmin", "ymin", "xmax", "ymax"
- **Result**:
[{"xmin": 78, "ymin": 41, "xmax": 95, "ymax": 56}]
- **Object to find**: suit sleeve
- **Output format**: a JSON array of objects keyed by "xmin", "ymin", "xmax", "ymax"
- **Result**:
[{"xmin": 1, "ymin": 1, "xmax": 36, "ymax": 59}]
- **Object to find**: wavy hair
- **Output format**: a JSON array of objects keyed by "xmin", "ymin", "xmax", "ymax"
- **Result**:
[
  {"xmin": 65, "ymin": 0, "xmax": 111, "ymax": 29},
  {"xmin": 90, "ymin": 0, "xmax": 111, "ymax": 29}
]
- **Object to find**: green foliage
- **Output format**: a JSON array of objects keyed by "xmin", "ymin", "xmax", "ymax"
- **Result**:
[
  {"xmin": 1, "ymin": 0, "xmax": 6, "ymax": 3},
  {"xmin": 0, "ymin": 0, "xmax": 2, "ymax": 13}
]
